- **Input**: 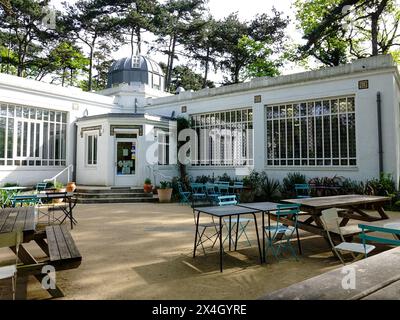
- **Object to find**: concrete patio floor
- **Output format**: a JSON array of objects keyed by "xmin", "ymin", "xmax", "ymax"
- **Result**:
[{"xmin": 0, "ymin": 203, "xmax": 397, "ymax": 300}]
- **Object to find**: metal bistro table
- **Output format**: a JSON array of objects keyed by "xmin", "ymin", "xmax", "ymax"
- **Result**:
[
  {"xmin": 37, "ymin": 192, "xmax": 77, "ymax": 229},
  {"xmin": 192, "ymin": 205, "xmax": 262, "ymax": 272},
  {"xmin": 238, "ymin": 202, "xmax": 285, "ymax": 262}
]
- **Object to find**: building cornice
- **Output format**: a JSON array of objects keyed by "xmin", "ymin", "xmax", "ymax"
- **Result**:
[{"xmin": 147, "ymin": 55, "xmax": 398, "ymax": 108}]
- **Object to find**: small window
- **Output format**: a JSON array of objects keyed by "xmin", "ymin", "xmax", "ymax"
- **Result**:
[
  {"xmin": 86, "ymin": 134, "xmax": 97, "ymax": 165},
  {"xmin": 156, "ymin": 130, "xmax": 170, "ymax": 165}
]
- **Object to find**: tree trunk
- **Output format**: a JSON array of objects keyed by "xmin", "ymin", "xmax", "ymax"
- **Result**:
[
  {"xmin": 70, "ymin": 68, "xmax": 74, "ymax": 86},
  {"xmin": 61, "ymin": 67, "xmax": 66, "ymax": 87},
  {"xmin": 136, "ymin": 26, "xmax": 141, "ymax": 55},
  {"xmin": 88, "ymin": 45, "xmax": 94, "ymax": 91},
  {"xmin": 130, "ymin": 28, "xmax": 135, "ymax": 57},
  {"xmin": 202, "ymin": 46, "xmax": 210, "ymax": 88},
  {"xmin": 166, "ymin": 35, "xmax": 177, "ymax": 90},
  {"xmin": 371, "ymin": 14, "xmax": 379, "ymax": 56}
]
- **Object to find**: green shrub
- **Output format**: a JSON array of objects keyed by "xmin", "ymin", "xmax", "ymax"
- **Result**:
[
  {"xmin": 144, "ymin": 178, "xmax": 152, "ymax": 185},
  {"xmin": 281, "ymin": 172, "xmax": 307, "ymax": 197},
  {"xmin": 2, "ymin": 182, "xmax": 19, "ymax": 188},
  {"xmin": 159, "ymin": 181, "xmax": 172, "ymax": 189}
]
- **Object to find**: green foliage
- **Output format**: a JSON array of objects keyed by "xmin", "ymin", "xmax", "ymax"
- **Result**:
[
  {"xmin": 281, "ymin": 172, "xmax": 307, "ymax": 197},
  {"xmin": 54, "ymin": 181, "xmax": 65, "ymax": 189},
  {"xmin": 242, "ymin": 170, "xmax": 280, "ymax": 201},
  {"xmin": 2, "ymin": 182, "xmax": 19, "ymax": 188},
  {"xmin": 366, "ymin": 173, "xmax": 396, "ymax": 197},
  {"xmin": 159, "ymin": 181, "xmax": 172, "ymax": 189},
  {"xmin": 237, "ymin": 35, "xmax": 281, "ymax": 80},
  {"xmin": 340, "ymin": 178, "xmax": 366, "ymax": 195},
  {"xmin": 144, "ymin": 178, "xmax": 152, "ymax": 185}
]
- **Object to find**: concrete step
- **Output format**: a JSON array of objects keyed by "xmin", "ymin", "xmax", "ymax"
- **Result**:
[
  {"xmin": 75, "ymin": 188, "xmax": 146, "ymax": 194},
  {"xmin": 74, "ymin": 192, "xmax": 153, "ymax": 199},
  {"xmin": 76, "ymin": 197, "xmax": 158, "ymax": 204}
]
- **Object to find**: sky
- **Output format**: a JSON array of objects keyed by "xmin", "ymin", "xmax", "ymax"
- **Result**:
[{"xmin": 51, "ymin": 0, "xmax": 305, "ymax": 84}]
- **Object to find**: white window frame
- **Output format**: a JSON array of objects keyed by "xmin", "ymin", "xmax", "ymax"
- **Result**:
[
  {"xmin": 86, "ymin": 133, "xmax": 98, "ymax": 166},
  {"xmin": 265, "ymin": 96, "xmax": 356, "ymax": 167}
]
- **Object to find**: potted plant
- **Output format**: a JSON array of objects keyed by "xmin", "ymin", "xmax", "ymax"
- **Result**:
[
  {"xmin": 66, "ymin": 181, "xmax": 77, "ymax": 193},
  {"xmin": 143, "ymin": 178, "xmax": 153, "ymax": 193},
  {"xmin": 53, "ymin": 181, "xmax": 66, "ymax": 203},
  {"xmin": 157, "ymin": 181, "xmax": 173, "ymax": 203}
]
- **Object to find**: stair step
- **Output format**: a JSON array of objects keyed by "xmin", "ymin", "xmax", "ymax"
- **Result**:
[
  {"xmin": 75, "ymin": 188, "xmax": 145, "ymax": 194},
  {"xmin": 76, "ymin": 197, "xmax": 158, "ymax": 204},
  {"xmin": 74, "ymin": 192, "xmax": 153, "ymax": 199}
]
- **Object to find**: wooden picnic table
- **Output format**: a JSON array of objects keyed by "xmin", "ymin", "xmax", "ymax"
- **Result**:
[
  {"xmin": 0, "ymin": 207, "xmax": 81, "ymax": 298},
  {"xmin": 282, "ymin": 195, "xmax": 391, "ymax": 241},
  {"xmin": 261, "ymin": 246, "xmax": 400, "ymax": 300}
]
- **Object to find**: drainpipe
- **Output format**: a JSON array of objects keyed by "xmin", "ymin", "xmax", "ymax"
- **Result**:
[
  {"xmin": 377, "ymin": 92, "xmax": 383, "ymax": 174},
  {"xmin": 73, "ymin": 122, "xmax": 78, "ymax": 182}
]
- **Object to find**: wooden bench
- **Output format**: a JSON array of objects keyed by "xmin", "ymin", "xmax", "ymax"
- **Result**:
[
  {"xmin": 260, "ymin": 246, "xmax": 400, "ymax": 300},
  {"xmin": 45, "ymin": 225, "xmax": 82, "ymax": 270}
]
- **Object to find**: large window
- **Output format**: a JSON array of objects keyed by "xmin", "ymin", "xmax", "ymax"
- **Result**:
[
  {"xmin": 266, "ymin": 97, "xmax": 356, "ymax": 167},
  {"xmin": 190, "ymin": 108, "xmax": 254, "ymax": 166},
  {"xmin": 0, "ymin": 102, "xmax": 67, "ymax": 166},
  {"xmin": 156, "ymin": 129, "xmax": 170, "ymax": 165},
  {"xmin": 86, "ymin": 134, "xmax": 98, "ymax": 166}
]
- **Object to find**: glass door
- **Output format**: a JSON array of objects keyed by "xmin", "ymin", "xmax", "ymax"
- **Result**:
[{"xmin": 115, "ymin": 138, "xmax": 138, "ymax": 186}]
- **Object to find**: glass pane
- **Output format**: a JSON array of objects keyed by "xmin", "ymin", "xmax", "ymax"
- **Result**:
[
  {"xmin": 50, "ymin": 111, "xmax": 55, "ymax": 121},
  {"xmin": 7, "ymin": 118, "xmax": 13, "ymax": 159},
  {"xmin": 93, "ymin": 136, "xmax": 97, "ymax": 164},
  {"xmin": 7, "ymin": 105, "xmax": 14, "ymax": 117},
  {"xmin": 17, "ymin": 121, "xmax": 22, "ymax": 157},
  {"xmin": 332, "ymin": 115, "xmax": 339, "ymax": 158},
  {"xmin": 30, "ymin": 108, "xmax": 35, "ymax": 119},
  {"xmin": 87, "ymin": 136, "xmax": 92, "ymax": 165},
  {"xmin": 116, "ymin": 141, "xmax": 136, "ymax": 175},
  {"xmin": 347, "ymin": 97, "xmax": 355, "ymax": 112},
  {"xmin": 35, "ymin": 123, "xmax": 40, "ymax": 157},
  {"xmin": 43, "ymin": 122, "xmax": 49, "ymax": 160},
  {"xmin": 340, "ymin": 114, "xmax": 348, "ymax": 158},
  {"xmin": 23, "ymin": 107, "xmax": 29, "ymax": 119},
  {"xmin": 49, "ymin": 123, "xmax": 54, "ymax": 159},
  {"xmin": 55, "ymin": 123, "xmax": 61, "ymax": 160},
  {"xmin": 23, "ymin": 122, "xmax": 28, "ymax": 157},
  {"xmin": 0, "ymin": 117, "xmax": 5, "ymax": 158},
  {"xmin": 16, "ymin": 106, "xmax": 22, "ymax": 117},
  {"xmin": 30, "ymin": 122, "xmax": 34, "ymax": 157},
  {"xmin": 0, "ymin": 104, "xmax": 6, "ymax": 116}
]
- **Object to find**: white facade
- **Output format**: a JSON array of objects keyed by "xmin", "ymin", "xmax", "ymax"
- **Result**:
[{"xmin": 0, "ymin": 55, "xmax": 399, "ymax": 187}]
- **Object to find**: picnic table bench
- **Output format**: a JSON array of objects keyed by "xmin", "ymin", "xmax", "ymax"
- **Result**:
[
  {"xmin": 283, "ymin": 195, "xmax": 391, "ymax": 242},
  {"xmin": 1, "ymin": 207, "xmax": 81, "ymax": 298},
  {"xmin": 260, "ymin": 246, "xmax": 400, "ymax": 300}
]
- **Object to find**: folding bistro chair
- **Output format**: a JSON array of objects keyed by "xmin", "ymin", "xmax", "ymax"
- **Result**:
[
  {"xmin": 177, "ymin": 182, "xmax": 191, "ymax": 204},
  {"xmin": 358, "ymin": 224, "xmax": 400, "ymax": 254},
  {"xmin": 205, "ymin": 183, "xmax": 220, "ymax": 204},
  {"xmin": 190, "ymin": 183, "xmax": 207, "ymax": 201},
  {"xmin": 218, "ymin": 195, "xmax": 253, "ymax": 248},
  {"xmin": 294, "ymin": 184, "xmax": 311, "ymax": 198},
  {"xmin": 0, "ymin": 230, "xmax": 23, "ymax": 300},
  {"xmin": 265, "ymin": 204, "xmax": 301, "ymax": 261},
  {"xmin": 191, "ymin": 196, "xmax": 219, "ymax": 255},
  {"xmin": 320, "ymin": 208, "xmax": 375, "ymax": 265},
  {"xmin": 216, "ymin": 182, "xmax": 230, "ymax": 196}
]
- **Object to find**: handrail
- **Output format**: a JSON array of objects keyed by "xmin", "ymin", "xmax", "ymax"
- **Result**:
[
  {"xmin": 146, "ymin": 165, "xmax": 173, "ymax": 186},
  {"xmin": 44, "ymin": 164, "xmax": 74, "ymax": 185}
]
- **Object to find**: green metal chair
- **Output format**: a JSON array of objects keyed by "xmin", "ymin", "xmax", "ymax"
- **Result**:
[
  {"xmin": 358, "ymin": 223, "xmax": 400, "ymax": 255},
  {"xmin": 294, "ymin": 184, "xmax": 311, "ymax": 198},
  {"xmin": 177, "ymin": 182, "xmax": 191, "ymax": 204},
  {"xmin": 218, "ymin": 195, "xmax": 252, "ymax": 247},
  {"xmin": 265, "ymin": 204, "xmax": 301, "ymax": 261}
]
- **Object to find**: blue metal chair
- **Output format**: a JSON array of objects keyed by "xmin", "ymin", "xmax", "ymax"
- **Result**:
[
  {"xmin": 295, "ymin": 184, "xmax": 311, "ymax": 198},
  {"xmin": 265, "ymin": 204, "xmax": 301, "ymax": 260},
  {"xmin": 218, "ymin": 195, "xmax": 253, "ymax": 247},
  {"xmin": 216, "ymin": 182, "xmax": 230, "ymax": 196},
  {"xmin": 358, "ymin": 223, "xmax": 400, "ymax": 255},
  {"xmin": 190, "ymin": 183, "xmax": 207, "ymax": 201},
  {"xmin": 11, "ymin": 194, "xmax": 39, "ymax": 207},
  {"xmin": 36, "ymin": 182, "xmax": 48, "ymax": 193},
  {"xmin": 205, "ymin": 183, "xmax": 220, "ymax": 204},
  {"xmin": 177, "ymin": 182, "xmax": 191, "ymax": 204}
]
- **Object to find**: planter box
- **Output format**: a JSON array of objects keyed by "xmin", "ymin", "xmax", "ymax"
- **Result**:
[{"xmin": 157, "ymin": 188, "xmax": 173, "ymax": 203}]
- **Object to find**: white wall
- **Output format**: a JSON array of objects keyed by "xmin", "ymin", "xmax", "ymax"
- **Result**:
[
  {"xmin": 146, "ymin": 67, "xmax": 400, "ymax": 185},
  {"xmin": 0, "ymin": 74, "xmax": 117, "ymax": 186}
]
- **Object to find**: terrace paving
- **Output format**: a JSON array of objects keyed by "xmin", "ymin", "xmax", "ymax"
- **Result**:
[{"xmin": 0, "ymin": 203, "xmax": 396, "ymax": 300}]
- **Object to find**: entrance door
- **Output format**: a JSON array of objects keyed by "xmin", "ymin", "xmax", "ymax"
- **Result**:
[{"xmin": 115, "ymin": 138, "xmax": 138, "ymax": 186}]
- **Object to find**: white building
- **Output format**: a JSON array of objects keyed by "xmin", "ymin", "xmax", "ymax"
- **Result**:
[{"xmin": 0, "ymin": 54, "xmax": 399, "ymax": 188}]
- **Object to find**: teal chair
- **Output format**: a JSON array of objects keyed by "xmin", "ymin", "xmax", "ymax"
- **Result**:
[
  {"xmin": 216, "ymin": 182, "xmax": 230, "ymax": 196},
  {"xmin": 190, "ymin": 183, "xmax": 207, "ymax": 201},
  {"xmin": 359, "ymin": 224, "xmax": 400, "ymax": 256},
  {"xmin": 177, "ymin": 182, "xmax": 191, "ymax": 204},
  {"xmin": 205, "ymin": 183, "xmax": 220, "ymax": 204},
  {"xmin": 294, "ymin": 184, "xmax": 311, "ymax": 198},
  {"xmin": 218, "ymin": 195, "xmax": 252, "ymax": 248},
  {"xmin": 36, "ymin": 182, "xmax": 48, "ymax": 193},
  {"xmin": 265, "ymin": 204, "xmax": 301, "ymax": 261},
  {"xmin": 11, "ymin": 194, "xmax": 39, "ymax": 207}
]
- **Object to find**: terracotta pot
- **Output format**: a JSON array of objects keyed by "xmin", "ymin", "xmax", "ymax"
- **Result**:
[
  {"xmin": 66, "ymin": 182, "xmax": 76, "ymax": 193},
  {"xmin": 157, "ymin": 188, "xmax": 173, "ymax": 203},
  {"xmin": 143, "ymin": 184, "xmax": 153, "ymax": 193},
  {"xmin": 53, "ymin": 188, "xmax": 66, "ymax": 203}
]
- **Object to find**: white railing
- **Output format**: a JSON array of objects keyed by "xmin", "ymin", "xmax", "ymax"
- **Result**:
[
  {"xmin": 44, "ymin": 164, "xmax": 74, "ymax": 185},
  {"xmin": 146, "ymin": 165, "xmax": 173, "ymax": 186}
]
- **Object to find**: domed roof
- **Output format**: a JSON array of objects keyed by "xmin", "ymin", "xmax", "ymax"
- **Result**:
[{"xmin": 107, "ymin": 55, "xmax": 165, "ymax": 90}]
